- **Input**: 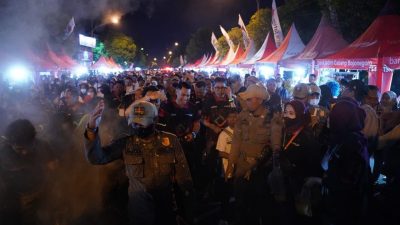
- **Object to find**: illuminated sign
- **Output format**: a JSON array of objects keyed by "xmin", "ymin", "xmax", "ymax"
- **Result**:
[{"xmin": 79, "ymin": 34, "xmax": 96, "ymax": 48}]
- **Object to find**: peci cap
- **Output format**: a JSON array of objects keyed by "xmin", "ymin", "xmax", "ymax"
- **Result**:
[{"xmin": 128, "ymin": 101, "xmax": 158, "ymax": 127}]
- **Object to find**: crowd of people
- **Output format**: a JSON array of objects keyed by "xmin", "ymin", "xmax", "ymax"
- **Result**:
[{"xmin": 0, "ymin": 69, "xmax": 400, "ymax": 225}]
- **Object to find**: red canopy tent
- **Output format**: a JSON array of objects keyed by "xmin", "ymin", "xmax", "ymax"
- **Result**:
[
  {"xmin": 228, "ymin": 45, "xmax": 245, "ymax": 65},
  {"xmin": 107, "ymin": 57, "xmax": 122, "ymax": 69},
  {"xmin": 316, "ymin": 0, "xmax": 400, "ymax": 92},
  {"xmin": 280, "ymin": 15, "xmax": 348, "ymax": 70},
  {"xmin": 92, "ymin": 56, "xmax": 113, "ymax": 70},
  {"xmin": 26, "ymin": 50, "xmax": 57, "ymax": 71},
  {"xmin": 257, "ymin": 24, "xmax": 305, "ymax": 64},
  {"xmin": 218, "ymin": 47, "xmax": 237, "ymax": 66},
  {"xmin": 48, "ymin": 49, "xmax": 72, "ymax": 69},
  {"xmin": 60, "ymin": 50, "xmax": 78, "ymax": 68},
  {"xmin": 244, "ymin": 32, "xmax": 277, "ymax": 65}
]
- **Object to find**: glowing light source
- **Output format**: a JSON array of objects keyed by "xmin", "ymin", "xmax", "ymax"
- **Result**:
[
  {"xmin": 174, "ymin": 42, "xmax": 179, "ymax": 46},
  {"xmin": 110, "ymin": 15, "xmax": 120, "ymax": 24},
  {"xmin": 153, "ymin": 58, "xmax": 157, "ymax": 61},
  {"xmin": 259, "ymin": 66, "xmax": 274, "ymax": 77},
  {"xmin": 99, "ymin": 66, "xmax": 111, "ymax": 74},
  {"xmin": 168, "ymin": 51, "xmax": 172, "ymax": 55},
  {"xmin": 295, "ymin": 67, "xmax": 306, "ymax": 77},
  {"xmin": 6, "ymin": 65, "xmax": 31, "ymax": 83},
  {"xmin": 73, "ymin": 66, "xmax": 88, "ymax": 77},
  {"xmin": 135, "ymin": 67, "xmax": 142, "ymax": 71}
]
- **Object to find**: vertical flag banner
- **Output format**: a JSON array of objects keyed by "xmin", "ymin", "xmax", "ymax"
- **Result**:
[
  {"xmin": 179, "ymin": 55, "xmax": 185, "ymax": 66},
  {"xmin": 220, "ymin": 25, "xmax": 235, "ymax": 50},
  {"xmin": 271, "ymin": 0, "xmax": 284, "ymax": 47},
  {"xmin": 63, "ymin": 17, "xmax": 75, "ymax": 40},
  {"xmin": 211, "ymin": 32, "xmax": 219, "ymax": 52},
  {"xmin": 238, "ymin": 14, "xmax": 251, "ymax": 48}
]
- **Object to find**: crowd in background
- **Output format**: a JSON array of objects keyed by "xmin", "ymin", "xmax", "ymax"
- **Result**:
[{"xmin": 1, "ymin": 69, "xmax": 400, "ymax": 225}]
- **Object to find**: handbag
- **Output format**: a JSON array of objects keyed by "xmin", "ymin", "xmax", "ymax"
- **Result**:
[{"xmin": 268, "ymin": 153, "xmax": 287, "ymax": 202}]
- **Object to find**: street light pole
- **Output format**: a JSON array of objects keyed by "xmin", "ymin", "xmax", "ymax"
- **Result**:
[
  {"xmin": 256, "ymin": 0, "xmax": 260, "ymax": 12},
  {"xmin": 91, "ymin": 23, "xmax": 107, "ymax": 37}
]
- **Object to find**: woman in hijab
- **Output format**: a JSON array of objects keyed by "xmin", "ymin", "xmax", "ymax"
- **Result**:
[
  {"xmin": 380, "ymin": 91, "xmax": 398, "ymax": 114},
  {"xmin": 322, "ymin": 99, "xmax": 370, "ymax": 225},
  {"xmin": 277, "ymin": 100, "xmax": 322, "ymax": 224}
]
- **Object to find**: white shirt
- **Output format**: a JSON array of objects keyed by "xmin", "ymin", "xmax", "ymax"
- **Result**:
[{"xmin": 216, "ymin": 126, "xmax": 234, "ymax": 174}]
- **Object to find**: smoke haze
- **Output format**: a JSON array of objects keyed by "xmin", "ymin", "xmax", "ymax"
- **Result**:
[{"xmin": 0, "ymin": 0, "xmax": 162, "ymax": 57}]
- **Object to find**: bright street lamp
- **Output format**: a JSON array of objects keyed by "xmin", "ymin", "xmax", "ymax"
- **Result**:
[
  {"xmin": 163, "ymin": 56, "xmax": 166, "ymax": 59},
  {"xmin": 153, "ymin": 58, "xmax": 157, "ymax": 61},
  {"xmin": 168, "ymin": 51, "xmax": 172, "ymax": 55},
  {"xmin": 110, "ymin": 15, "xmax": 120, "ymax": 24},
  {"xmin": 140, "ymin": 48, "xmax": 144, "ymax": 51},
  {"xmin": 91, "ymin": 14, "xmax": 121, "ymax": 36},
  {"xmin": 174, "ymin": 42, "xmax": 179, "ymax": 46}
]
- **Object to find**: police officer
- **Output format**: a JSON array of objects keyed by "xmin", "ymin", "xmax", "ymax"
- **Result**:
[
  {"xmin": 227, "ymin": 84, "xmax": 282, "ymax": 225},
  {"xmin": 85, "ymin": 100, "xmax": 193, "ymax": 225},
  {"xmin": 293, "ymin": 83, "xmax": 311, "ymax": 106}
]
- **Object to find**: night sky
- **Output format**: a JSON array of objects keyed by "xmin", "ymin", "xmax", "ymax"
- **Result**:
[{"xmin": 118, "ymin": 0, "xmax": 280, "ymax": 59}]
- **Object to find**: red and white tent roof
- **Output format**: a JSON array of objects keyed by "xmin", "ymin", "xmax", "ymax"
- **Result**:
[
  {"xmin": 258, "ymin": 24, "xmax": 305, "ymax": 64},
  {"xmin": 244, "ymin": 32, "xmax": 277, "ymax": 65}
]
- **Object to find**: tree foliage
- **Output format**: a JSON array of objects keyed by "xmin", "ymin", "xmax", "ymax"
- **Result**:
[
  {"xmin": 277, "ymin": 0, "xmax": 321, "ymax": 44},
  {"xmin": 184, "ymin": 0, "xmax": 393, "ymax": 61},
  {"xmin": 93, "ymin": 41, "xmax": 108, "ymax": 61},
  {"xmin": 216, "ymin": 27, "xmax": 243, "ymax": 57},
  {"xmin": 104, "ymin": 33, "xmax": 137, "ymax": 65},
  {"xmin": 318, "ymin": 0, "xmax": 389, "ymax": 42},
  {"xmin": 246, "ymin": 8, "xmax": 272, "ymax": 50},
  {"xmin": 134, "ymin": 50, "xmax": 147, "ymax": 68},
  {"xmin": 185, "ymin": 28, "xmax": 213, "ymax": 63}
]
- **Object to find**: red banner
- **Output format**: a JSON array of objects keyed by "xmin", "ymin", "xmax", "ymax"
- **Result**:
[
  {"xmin": 383, "ymin": 56, "xmax": 400, "ymax": 70},
  {"xmin": 316, "ymin": 58, "xmax": 377, "ymax": 70}
]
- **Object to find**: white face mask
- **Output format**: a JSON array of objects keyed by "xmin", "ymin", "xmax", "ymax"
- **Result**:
[
  {"xmin": 81, "ymin": 89, "xmax": 87, "ymax": 94},
  {"xmin": 309, "ymin": 99, "xmax": 319, "ymax": 106}
]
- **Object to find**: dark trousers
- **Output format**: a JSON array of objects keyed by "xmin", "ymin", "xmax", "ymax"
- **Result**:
[
  {"xmin": 128, "ymin": 190, "xmax": 176, "ymax": 225},
  {"xmin": 233, "ymin": 169, "xmax": 275, "ymax": 225}
]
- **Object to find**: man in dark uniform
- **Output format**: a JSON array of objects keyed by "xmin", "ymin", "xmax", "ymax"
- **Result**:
[
  {"xmin": 84, "ymin": 100, "xmax": 193, "ymax": 225},
  {"xmin": 201, "ymin": 77, "xmax": 237, "ymax": 197},
  {"xmin": 202, "ymin": 77, "xmax": 237, "ymax": 155},
  {"xmin": 158, "ymin": 82, "xmax": 201, "ymax": 183}
]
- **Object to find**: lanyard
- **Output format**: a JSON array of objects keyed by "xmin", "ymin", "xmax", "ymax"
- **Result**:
[{"xmin": 283, "ymin": 126, "xmax": 303, "ymax": 151}]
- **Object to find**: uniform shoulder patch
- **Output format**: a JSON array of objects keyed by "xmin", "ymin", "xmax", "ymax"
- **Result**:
[
  {"xmin": 162, "ymin": 137, "xmax": 171, "ymax": 147},
  {"xmin": 160, "ymin": 131, "xmax": 177, "ymax": 146}
]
